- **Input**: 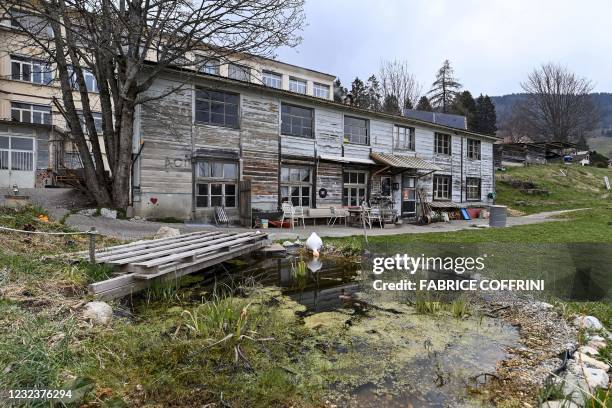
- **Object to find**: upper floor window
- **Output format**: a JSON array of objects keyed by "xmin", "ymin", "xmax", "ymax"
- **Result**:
[
  {"xmin": 262, "ymin": 71, "xmax": 282, "ymax": 88},
  {"xmin": 313, "ymin": 83, "xmax": 330, "ymax": 99},
  {"xmin": 344, "ymin": 116, "xmax": 369, "ymax": 145},
  {"xmin": 68, "ymin": 66, "xmax": 99, "ymax": 92},
  {"xmin": 281, "ymin": 103, "xmax": 313, "ymax": 138},
  {"xmin": 199, "ymin": 57, "xmax": 220, "ymax": 75},
  {"xmin": 467, "ymin": 138, "xmax": 481, "ymax": 160},
  {"xmin": 434, "ymin": 132, "xmax": 451, "ymax": 155},
  {"xmin": 289, "ymin": 77, "xmax": 307, "ymax": 94},
  {"xmin": 77, "ymin": 110, "xmax": 103, "ymax": 134},
  {"xmin": 11, "ymin": 55, "xmax": 53, "ymax": 85},
  {"xmin": 393, "ymin": 125, "xmax": 415, "ymax": 150},
  {"xmin": 195, "ymin": 88, "xmax": 239, "ymax": 128},
  {"xmin": 9, "ymin": 9, "xmax": 53, "ymax": 37},
  {"xmin": 11, "ymin": 102, "xmax": 51, "ymax": 125},
  {"xmin": 228, "ymin": 63, "xmax": 250, "ymax": 82}
]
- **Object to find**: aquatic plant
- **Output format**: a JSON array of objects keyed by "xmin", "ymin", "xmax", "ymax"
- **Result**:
[
  {"xmin": 449, "ymin": 297, "xmax": 471, "ymax": 319},
  {"xmin": 290, "ymin": 259, "xmax": 308, "ymax": 290}
]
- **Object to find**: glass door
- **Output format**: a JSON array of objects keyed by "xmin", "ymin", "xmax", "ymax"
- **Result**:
[{"xmin": 401, "ymin": 174, "xmax": 416, "ymax": 217}]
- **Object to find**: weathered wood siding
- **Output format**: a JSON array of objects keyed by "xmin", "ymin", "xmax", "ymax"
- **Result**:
[{"xmin": 316, "ymin": 161, "xmax": 342, "ymax": 206}]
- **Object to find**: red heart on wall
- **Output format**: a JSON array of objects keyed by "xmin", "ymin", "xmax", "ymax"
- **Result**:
[{"xmin": 150, "ymin": 197, "xmax": 158, "ymax": 204}]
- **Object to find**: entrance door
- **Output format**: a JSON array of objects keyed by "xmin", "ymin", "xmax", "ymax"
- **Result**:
[
  {"xmin": 0, "ymin": 136, "xmax": 36, "ymax": 188},
  {"xmin": 401, "ymin": 174, "xmax": 416, "ymax": 217}
]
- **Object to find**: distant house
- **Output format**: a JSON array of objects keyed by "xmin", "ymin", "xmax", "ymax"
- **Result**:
[
  {"xmin": 493, "ymin": 141, "xmax": 575, "ymax": 167},
  {"xmin": 403, "ymin": 109, "xmax": 467, "ymax": 130},
  {"xmin": 573, "ymin": 151, "xmax": 590, "ymax": 166}
]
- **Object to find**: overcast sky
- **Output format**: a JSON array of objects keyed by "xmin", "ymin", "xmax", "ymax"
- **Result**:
[{"xmin": 276, "ymin": 0, "xmax": 612, "ymax": 96}]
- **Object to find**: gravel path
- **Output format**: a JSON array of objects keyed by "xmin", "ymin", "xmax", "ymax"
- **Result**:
[{"xmin": 62, "ymin": 208, "xmax": 583, "ymax": 241}]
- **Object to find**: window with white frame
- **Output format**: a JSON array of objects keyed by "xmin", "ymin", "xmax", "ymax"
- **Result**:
[
  {"xmin": 9, "ymin": 9, "xmax": 53, "ymax": 37},
  {"xmin": 196, "ymin": 160, "xmax": 238, "ymax": 208},
  {"xmin": 11, "ymin": 102, "xmax": 51, "ymax": 125},
  {"xmin": 433, "ymin": 175, "xmax": 452, "ymax": 201},
  {"xmin": 11, "ymin": 55, "xmax": 53, "ymax": 85},
  {"xmin": 77, "ymin": 110, "xmax": 103, "ymax": 134},
  {"xmin": 467, "ymin": 138, "xmax": 481, "ymax": 160},
  {"xmin": 0, "ymin": 136, "xmax": 34, "ymax": 171},
  {"xmin": 313, "ymin": 83, "xmax": 330, "ymax": 99},
  {"xmin": 280, "ymin": 166, "xmax": 312, "ymax": 207},
  {"xmin": 281, "ymin": 103, "xmax": 313, "ymax": 138},
  {"xmin": 198, "ymin": 57, "xmax": 220, "ymax": 75},
  {"xmin": 68, "ymin": 66, "xmax": 99, "ymax": 92},
  {"xmin": 262, "ymin": 71, "xmax": 282, "ymax": 88},
  {"xmin": 289, "ymin": 77, "xmax": 307, "ymax": 94},
  {"xmin": 394, "ymin": 125, "xmax": 415, "ymax": 150},
  {"xmin": 434, "ymin": 132, "xmax": 451, "ymax": 155},
  {"xmin": 466, "ymin": 177, "xmax": 481, "ymax": 201},
  {"xmin": 228, "ymin": 63, "xmax": 250, "ymax": 82},
  {"xmin": 344, "ymin": 116, "xmax": 369, "ymax": 145},
  {"xmin": 343, "ymin": 171, "xmax": 368, "ymax": 206}
]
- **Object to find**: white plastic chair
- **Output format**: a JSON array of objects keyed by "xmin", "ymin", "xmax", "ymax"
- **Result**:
[
  {"xmin": 281, "ymin": 202, "xmax": 296, "ymax": 229},
  {"xmin": 293, "ymin": 206, "xmax": 306, "ymax": 229}
]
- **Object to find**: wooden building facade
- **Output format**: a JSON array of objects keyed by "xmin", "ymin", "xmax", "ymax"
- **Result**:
[{"xmin": 132, "ymin": 71, "xmax": 497, "ymax": 223}]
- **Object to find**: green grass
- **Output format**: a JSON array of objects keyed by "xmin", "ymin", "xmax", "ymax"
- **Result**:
[
  {"xmin": 495, "ymin": 164, "xmax": 611, "ymax": 214},
  {"xmin": 588, "ymin": 135, "xmax": 612, "ymax": 159}
]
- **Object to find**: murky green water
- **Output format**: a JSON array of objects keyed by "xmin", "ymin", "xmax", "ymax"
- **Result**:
[{"xmin": 146, "ymin": 250, "xmax": 520, "ymax": 407}]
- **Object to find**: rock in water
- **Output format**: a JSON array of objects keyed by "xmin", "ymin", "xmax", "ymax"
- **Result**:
[
  {"xmin": 573, "ymin": 315, "xmax": 603, "ymax": 330},
  {"xmin": 83, "ymin": 302, "xmax": 113, "ymax": 325},
  {"xmin": 154, "ymin": 226, "xmax": 180, "ymax": 239}
]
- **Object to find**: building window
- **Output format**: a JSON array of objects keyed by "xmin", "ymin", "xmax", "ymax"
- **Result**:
[
  {"xmin": 467, "ymin": 138, "xmax": 481, "ymax": 160},
  {"xmin": 280, "ymin": 166, "xmax": 311, "ymax": 207},
  {"xmin": 199, "ymin": 57, "xmax": 220, "ymax": 75},
  {"xmin": 77, "ymin": 111, "xmax": 103, "ymax": 134},
  {"xmin": 434, "ymin": 132, "xmax": 451, "ymax": 155},
  {"xmin": 11, "ymin": 55, "xmax": 53, "ymax": 85},
  {"xmin": 466, "ymin": 177, "xmax": 481, "ymax": 201},
  {"xmin": 289, "ymin": 77, "xmax": 307, "ymax": 94},
  {"xmin": 68, "ymin": 66, "xmax": 99, "ymax": 92},
  {"xmin": 281, "ymin": 103, "xmax": 313, "ymax": 138},
  {"xmin": 262, "ymin": 71, "xmax": 282, "ymax": 88},
  {"xmin": 0, "ymin": 136, "xmax": 34, "ymax": 171},
  {"xmin": 433, "ymin": 175, "xmax": 452, "ymax": 201},
  {"xmin": 11, "ymin": 102, "xmax": 51, "ymax": 125},
  {"xmin": 10, "ymin": 9, "xmax": 53, "ymax": 37},
  {"xmin": 394, "ymin": 125, "xmax": 415, "ymax": 150},
  {"xmin": 313, "ymin": 83, "xmax": 330, "ymax": 99},
  {"xmin": 195, "ymin": 88, "xmax": 239, "ymax": 128},
  {"xmin": 228, "ymin": 63, "xmax": 250, "ymax": 82},
  {"xmin": 344, "ymin": 116, "xmax": 369, "ymax": 145},
  {"xmin": 343, "ymin": 171, "xmax": 367, "ymax": 206},
  {"xmin": 196, "ymin": 160, "xmax": 238, "ymax": 208}
]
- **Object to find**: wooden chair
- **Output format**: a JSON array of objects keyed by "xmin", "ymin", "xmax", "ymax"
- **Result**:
[{"xmin": 214, "ymin": 206, "xmax": 229, "ymax": 228}]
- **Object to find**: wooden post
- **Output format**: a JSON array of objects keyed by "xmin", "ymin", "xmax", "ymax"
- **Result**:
[{"xmin": 88, "ymin": 227, "xmax": 97, "ymax": 263}]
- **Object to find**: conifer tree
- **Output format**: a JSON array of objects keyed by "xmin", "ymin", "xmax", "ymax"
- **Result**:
[
  {"xmin": 428, "ymin": 60, "xmax": 462, "ymax": 113},
  {"xmin": 474, "ymin": 94, "xmax": 498, "ymax": 135},
  {"xmin": 333, "ymin": 79, "xmax": 348, "ymax": 103},
  {"xmin": 382, "ymin": 94, "xmax": 401, "ymax": 115},
  {"xmin": 415, "ymin": 96, "xmax": 433, "ymax": 111},
  {"xmin": 452, "ymin": 90, "xmax": 477, "ymax": 130},
  {"xmin": 366, "ymin": 75, "xmax": 382, "ymax": 111},
  {"xmin": 350, "ymin": 77, "xmax": 369, "ymax": 109}
]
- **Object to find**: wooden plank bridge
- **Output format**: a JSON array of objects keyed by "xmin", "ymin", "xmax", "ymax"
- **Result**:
[{"xmin": 78, "ymin": 230, "xmax": 268, "ymax": 300}]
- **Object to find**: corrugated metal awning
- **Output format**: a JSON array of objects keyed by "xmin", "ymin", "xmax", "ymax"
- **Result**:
[
  {"xmin": 370, "ymin": 152, "xmax": 442, "ymax": 171},
  {"xmin": 318, "ymin": 154, "xmax": 376, "ymax": 165}
]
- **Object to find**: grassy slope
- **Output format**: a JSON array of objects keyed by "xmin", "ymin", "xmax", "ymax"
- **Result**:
[
  {"xmin": 495, "ymin": 164, "xmax": 611, "ymax": 214},
  {"xmin": 588, "ymin": 135, "xmax": 612, "ymax": 159}
]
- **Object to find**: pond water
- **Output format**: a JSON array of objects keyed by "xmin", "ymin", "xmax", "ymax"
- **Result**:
[{"xmin": 139, "ymin": 251, "xmax": 520, "ymax": 407}]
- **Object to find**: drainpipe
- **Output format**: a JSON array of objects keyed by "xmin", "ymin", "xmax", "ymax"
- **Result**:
[
  {"xmin": 190, "ymin": 81, "xmax": 196, "ymax": 221},
  {"xmin": 460, "ymin": 136, "xmax": 464, "ymax": 203}
]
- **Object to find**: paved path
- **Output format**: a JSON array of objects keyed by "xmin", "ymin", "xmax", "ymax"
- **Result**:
[{"xmin": 62, "ymin": 209, "xmax": 582, "ymax": 241}]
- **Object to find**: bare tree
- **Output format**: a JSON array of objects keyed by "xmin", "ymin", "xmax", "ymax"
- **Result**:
[
  {"xmin": 2, "ymin": 0, "xmax": 304, "ymax": 207},
  {"xmin": 518, "ymin": 63, "xmax": 599, "ymax": 142},
  {"xmin": 378, "ymin": 59, "xmax": 422, "ymax": 111}
]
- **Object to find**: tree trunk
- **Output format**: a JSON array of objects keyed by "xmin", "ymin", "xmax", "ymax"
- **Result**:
[{"xmin": 112, "ymin": 98, "xmax": 135, "ymax": 208}]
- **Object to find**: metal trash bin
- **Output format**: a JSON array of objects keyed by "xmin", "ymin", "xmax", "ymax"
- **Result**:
[{"xmin": 489, "ymin": 205, "xmax": 507, "ymax": 227}]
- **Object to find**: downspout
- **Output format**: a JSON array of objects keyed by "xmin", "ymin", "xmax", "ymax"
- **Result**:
[
  {"xmin": 460, "ymin": 136, "xmax": 464, "ymax": 203},
  {"xmin": 190, "ymin": 80, "xmax": 196, "ymax": 221}
]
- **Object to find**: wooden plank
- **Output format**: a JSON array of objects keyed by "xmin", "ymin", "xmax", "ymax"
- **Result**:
[
  {"xmin": 71, "ymin": 230, "xmax": 216, "ymax": 258},
  {"xmin": 104, "ymin": 232, "xmax": 260, "ymax": 266},
  {"xmin": 131, "ymin": 234, "xmax": 266, "ymax": 270},
  {"xmin": 95, "ymin": 231, "xmax": 228, "ymax": 262},
  {"xmin": 89, "ymin": 241, "xmax": 266, "ymax": 299},
  {"xmin": 132, "ymin": 242, "xmax": 261, "ymax": 279}
]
